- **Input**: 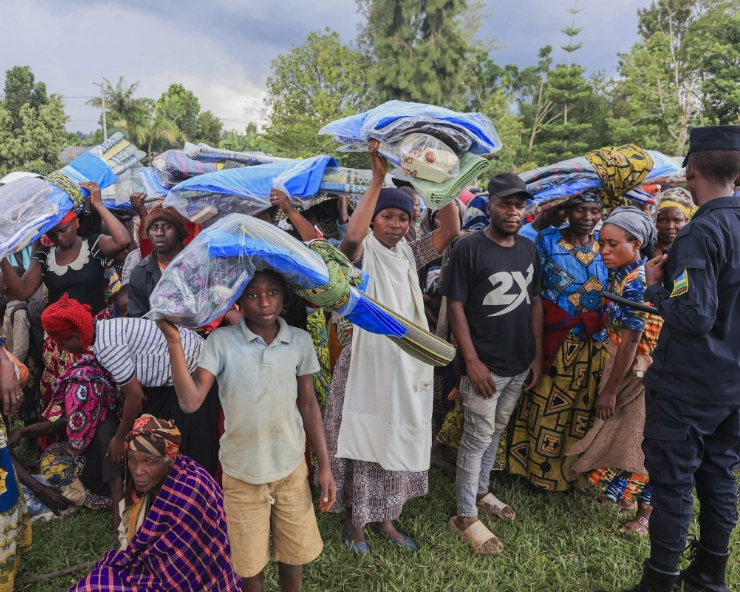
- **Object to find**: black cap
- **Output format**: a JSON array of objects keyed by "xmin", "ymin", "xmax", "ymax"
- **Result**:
[
  {"xmin": 487, "ymin": 172, "xmax": 534, "ymax": 200},
  {"xmin": 683, "ymin": 125, "xmax": 740, "ymax": 167}
]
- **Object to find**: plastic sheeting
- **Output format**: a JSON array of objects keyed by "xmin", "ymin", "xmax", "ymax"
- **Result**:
[
  {"xmin": 148, "ymin": 214, "xmax": 400, "ymax": 334},
  {"xmin": 153, "ymin": 150, "xmax": 219, "ymax": 179},
  {"xmin": 164, "ymin": 155, "xmax": 340, "ymax": 224},
  {"xmin": 319, "ymin": 100, "xmax": 502, "ymax": 156},
  {"xmin": 521, "ymin": 150, "xmax": 684, "ymax": 205},
  {"xmin": 0, "ymin": 135, "xmax": 144, "ymax": 259},
  {"xmin": 183, "ymin": 142, "xmax": 293, "ymax": 165}
]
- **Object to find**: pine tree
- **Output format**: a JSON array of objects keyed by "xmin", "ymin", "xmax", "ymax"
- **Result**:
[{"xmin": 359, "ymin": 0, "xmax": 472, "ymax": 109}]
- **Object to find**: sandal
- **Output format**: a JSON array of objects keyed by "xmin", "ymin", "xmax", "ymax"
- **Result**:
[
  {"xmin": 619, "ymin": 515, "xmax": 649, "ymax": 536},
  {"xmin": 449, "ymin": 517, "xmax": 503, "ymax": 556},
  {"xmin": 476, "ymin": 493, "xmax": 516, "ymax": 520}
]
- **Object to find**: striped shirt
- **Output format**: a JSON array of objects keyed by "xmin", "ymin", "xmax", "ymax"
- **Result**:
[{"xmin": 93, "ymin": 318, "xmax": 203, "ymax": 387}]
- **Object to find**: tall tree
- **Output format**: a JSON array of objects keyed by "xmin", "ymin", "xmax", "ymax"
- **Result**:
[
  {"xmin": 608, "ymin": 0, "xmax": 718, "ymax": 154},
  {"xmin": 195, "ymin": 111, "xmax": 222, "ymax": 145},
  {"xmin": 87, "ymin": 77, "xmax": 150, "ymax": 138},
  {"xmin": 517, "ymin": 46, "xmax": 559, "ymax": 163},
  {"xmin": 3, "ymin": 66, "xmax": 48, "ymax": 130},
  {"xmin": 156, "ymin": 84, "xmax": 201, "ymax": 140},
  {"xmin": 358, "ymin": 0, "xmax": 472, "ymax": 109},
  {"xmin": 135, "ymin": 114, "xmax": 185, "ymax": 165},
  {"xmin": 264, "ymin": 29, "xmax": 369, "ymax": 162},
  {"xmin": 693, "ymin": 3, "xmax": 740, "ymax": 124},
  {"xmin": 0, "ymin": 67, "xmax": 66, "ymax": 174}
]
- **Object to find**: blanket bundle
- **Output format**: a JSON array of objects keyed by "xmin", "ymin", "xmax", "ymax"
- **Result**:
[
  {"xmin": 320, "ymin": 100, "xmax": 500, "ymax": 209},
  {"xmin": 149, "ymin": 214, "xmax": 454, "ymax": 366},
  {"xmin": 0, "ymin": 133, "xmax": 144, "ymax": 260}
]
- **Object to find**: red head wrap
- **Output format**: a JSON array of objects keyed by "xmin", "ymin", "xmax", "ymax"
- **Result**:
[{"xmin": 41, "ymin": 293, "xmax": 95, "ymax": 349}]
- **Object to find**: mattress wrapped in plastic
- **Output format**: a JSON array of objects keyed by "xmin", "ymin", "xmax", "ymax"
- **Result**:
[
  {"xmin": 319, "ymin": 100, "xmax": 502, "ymax": 156},
  {"xmin": 0, "ymin": 133, "xmax": 144, "ymax": 259},
  {"xmin": 148, "ymin": 215, "xmax": 454, "ymax": 366},
  {"xmin": 183, "ymin": 142, "xmax": 293, "ymax": 166}
]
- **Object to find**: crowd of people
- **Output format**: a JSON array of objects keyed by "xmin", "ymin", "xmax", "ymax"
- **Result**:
[{"xmin": 0, "ymin": 128, "xmax": 738, "ymax": 592}]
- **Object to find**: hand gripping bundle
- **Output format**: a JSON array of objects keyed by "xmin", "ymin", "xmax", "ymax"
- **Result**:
[
  {"xmin": 148, "ymin": 214, "xmax": 454, "ymax": 366},
  {"xmin": 0, "ymin": 133, "xmax": 145, "ymax": 260},
  {"xmin": 319, "ymin": 100, "xmax": 501, "ymax": 209}
]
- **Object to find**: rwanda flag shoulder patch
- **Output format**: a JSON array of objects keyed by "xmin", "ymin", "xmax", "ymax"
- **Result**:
[{"xmin": 671, "ymin": 270, "xmax": 689, "ymax": 298}]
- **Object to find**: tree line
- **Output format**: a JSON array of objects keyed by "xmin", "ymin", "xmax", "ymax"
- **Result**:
[{"xmin": 1, "ymin": 0, "xmax": 738, "ymax": 177}]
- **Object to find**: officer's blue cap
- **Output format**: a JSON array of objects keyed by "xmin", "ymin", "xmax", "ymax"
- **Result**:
[{"xmin": 683, "ymin": 125, "xmax": 740, "ymax": 167}]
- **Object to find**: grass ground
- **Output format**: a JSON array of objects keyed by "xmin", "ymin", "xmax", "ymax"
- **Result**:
[{"xmin": 17, "ymin": 467, "xmax": 740, "ymax": 592}]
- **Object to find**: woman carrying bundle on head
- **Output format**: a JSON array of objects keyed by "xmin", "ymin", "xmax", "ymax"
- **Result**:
[
  {"xmin": 322, "ymin": 140, "xmax": 461, "ymax": 553},
  {"xmin": 566, "ymin": 206, "xmax": 663, "ymax": 536},
  {"xmin": 507, "ymin": 189, "xmax": 609, "ymax": 492},
  {"xmin": 0, "ymin": 182, "xmax": 131, "ymax": 433}
]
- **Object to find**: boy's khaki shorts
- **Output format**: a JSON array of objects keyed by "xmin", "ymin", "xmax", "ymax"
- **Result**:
[{"xmin": 222, "ymin": 461, "xmax": 323, "ymax": 578}]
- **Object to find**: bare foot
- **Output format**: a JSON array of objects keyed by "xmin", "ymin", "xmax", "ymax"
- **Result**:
[
  {"xmin": 344, "ymin": 518, "xmax": 365, "ymax": 544},
  {"xmin": 430, "ymin": 448, "xmax": 455, "ymax": 472}
]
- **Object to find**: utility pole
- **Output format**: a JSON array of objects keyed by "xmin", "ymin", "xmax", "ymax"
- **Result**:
[{"xmin": 90, "ymin": 80, "xmax": 107, "ymax": 141}]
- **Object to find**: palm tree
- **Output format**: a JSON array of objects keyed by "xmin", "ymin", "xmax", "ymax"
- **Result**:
[
  {"xmin": 135, "ymin": 116, "xmax": 185, "ymax": 165},
  {"xmin": 87, "ymin": 77, "xmax": 150, "ymax": 131}
]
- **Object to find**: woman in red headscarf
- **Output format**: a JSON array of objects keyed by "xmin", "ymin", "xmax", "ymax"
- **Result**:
[{"xmin": 0, "ymin": 182, "xmax": 131, "ymax": 443}]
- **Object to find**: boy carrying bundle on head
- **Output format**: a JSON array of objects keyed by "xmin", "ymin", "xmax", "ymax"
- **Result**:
[{"xmin": 157, "ymin": 270, "xmax": 335, "ymax": 592}]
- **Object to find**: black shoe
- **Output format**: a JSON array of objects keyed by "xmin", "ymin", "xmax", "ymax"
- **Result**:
[
  {"xmin": 674, "ymin": 538, "xmax": 730, "ymax": 592},
  {"xmin": 593, "ymin": 560, "xmax": 679, "ymax": 592}
]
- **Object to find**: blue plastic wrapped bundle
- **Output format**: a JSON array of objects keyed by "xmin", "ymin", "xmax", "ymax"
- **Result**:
[
  {"xmin": 153, "ymin": 150, "xmax": 220, "ymax": 179},
  {"xmin": 164, "ymin": 155, "xmax": 340, "ymax": 225},
  {"xmin": 183, "ymin": 142, "xmax": 292, "ymax": 165},
  {"xmin": 521, "ymin": 148, "xmax": 684, "ymax": 207},
  {"xmin": 319, "ymin": 100, "xmax": 503, "ymax": 156},
  {"xmin": 0, "ymin": 135, "xmax": 144, "ymax": 259},
  {"xmin": 148, "ymin": 215, "xmax": 454, "ymax": 365}
]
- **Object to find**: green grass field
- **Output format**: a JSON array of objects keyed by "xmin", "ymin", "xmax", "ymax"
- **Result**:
[{"xmin": 17, "ymin": 468, "xmax": 740, "ymax": 592}]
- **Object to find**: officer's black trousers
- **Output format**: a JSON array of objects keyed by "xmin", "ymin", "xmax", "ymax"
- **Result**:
[{"xmin": 643, "ymin": 389, "xmax": 740, "ymax": 568}]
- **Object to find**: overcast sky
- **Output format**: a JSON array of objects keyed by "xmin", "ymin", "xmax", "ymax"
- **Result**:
[{"xmin": 0, "ymin": 0, "xmax": 652, "ymax": 135}]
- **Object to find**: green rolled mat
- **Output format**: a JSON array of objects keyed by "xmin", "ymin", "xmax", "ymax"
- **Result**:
[
  {"xmin": 410, "ymin": 152, "xmax": 490, "ymax": 208},
  {"xmin": 362, "ymin": 294, "xmax": 456, "ymax": 367}
]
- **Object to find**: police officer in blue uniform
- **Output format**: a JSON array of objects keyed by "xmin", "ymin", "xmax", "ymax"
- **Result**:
[{"xmin": 605, "ymin": 126, "xmax": 740, "ymax": 592}]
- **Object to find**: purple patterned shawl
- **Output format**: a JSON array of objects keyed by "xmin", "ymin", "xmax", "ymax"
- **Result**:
[{"xmin": 69, "ymin": 454, "xmax": 242, "ymax": 592}]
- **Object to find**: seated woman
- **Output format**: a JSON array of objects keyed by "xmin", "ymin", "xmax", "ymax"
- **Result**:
[
  {"xmin": 71, "ymin": 415, "xmax": 241, "ymax": 592},
  {"xmin": 37, "ymin": 295, "xmax": 215, "ymax": 475},
  {"xmin": 9, "ymin": 352, "xmax": 124, "ymax": 530}
]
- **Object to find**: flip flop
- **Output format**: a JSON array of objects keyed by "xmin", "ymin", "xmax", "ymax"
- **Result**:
[
  {"xmin": 476, "ymin": 492, "xmax": 516, "ymax": 520},
  {"xmin": 448, "ymin": 517, "xmax": 503, "ymax": 556}
]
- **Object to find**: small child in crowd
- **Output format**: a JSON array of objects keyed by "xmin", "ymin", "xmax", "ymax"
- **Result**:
[
  {"xmin": 157, "ymin": 270, "xmax": 336, "ymax": 592},
  {"xmin": 0, "ymin": 267, "xmax": 31, "ymax": 363}
]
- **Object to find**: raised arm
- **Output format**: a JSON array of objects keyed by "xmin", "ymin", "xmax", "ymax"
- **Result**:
[
  {"xmin": 0, "ymin": 258, "xmax": 43, "ymax": 301},
  {"xmin": 155, "ymin": 319, "xmax": 215, "ymax": 413},
  {"xmin": 269, "ymin": 189, "xmax": 317, "ymax": 241},
  {"xmin": 80, "ymin": 182, "xmax": 131, "ymax": 258},
  {"xmin": 339, "ymin": 140, "xmax": 387, "ymax": 261},
  {"xmin": 430, "ymin": 200, "xmax": 461, "ymax": 254}
]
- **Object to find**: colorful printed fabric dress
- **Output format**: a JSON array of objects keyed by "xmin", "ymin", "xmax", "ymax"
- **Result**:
[
  {"xmin": 577, "ymin": 260, "xmax": 663, "ymax": 505},
  {"xmin": 0, "ymin": 419, "xmax": 32, "ymax": 592},
  {"xmin": 508, "ymin": 227, "xmax": 609, "ymax": 492}
]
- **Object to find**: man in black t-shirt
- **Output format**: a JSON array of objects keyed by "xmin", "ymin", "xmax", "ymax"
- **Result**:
[{"xmin": 440, "ymin": 173, "xmax": 543, "ymax": 556}]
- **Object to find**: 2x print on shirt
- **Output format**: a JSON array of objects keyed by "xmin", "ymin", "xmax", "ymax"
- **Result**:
[{"xmin": 441, "ymin": 232, "xmax": 542, "ymax": 377}]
